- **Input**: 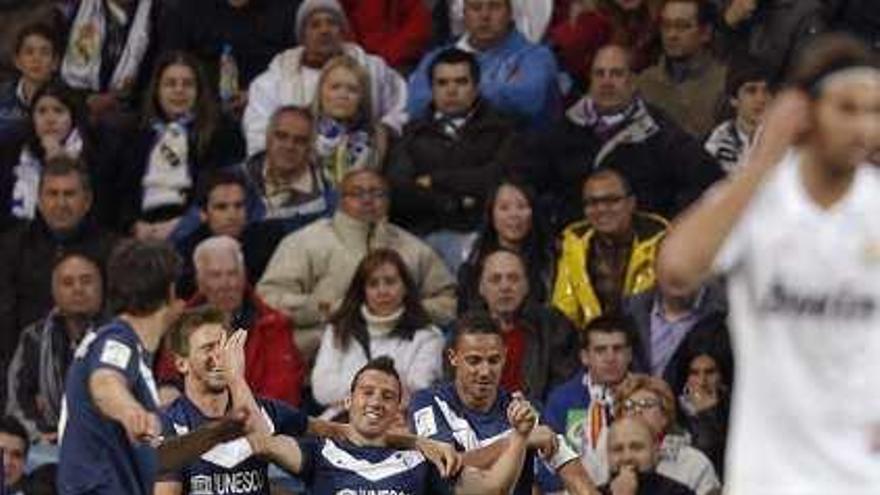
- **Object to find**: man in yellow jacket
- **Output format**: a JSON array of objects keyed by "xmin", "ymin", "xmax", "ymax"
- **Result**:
[{"xmin": 553, "ymin": 169, "xmax": 668, "ymax": 328}]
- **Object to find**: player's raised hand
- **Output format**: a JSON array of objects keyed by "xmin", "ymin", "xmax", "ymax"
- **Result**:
[
  {"xmin": 749, "ymin": 89, "xmax": 811, "ymax": 167},
  {"xmin": 609, "ymin": 465, "xmax": 638, "ymax": 495},
  {"xmin": 528, "ymin": 425, "xmax": 559, "ymax": 458},
  {"xmin": 415, "ymin": 438, "xmax": 463, "ymax": 478},
  {"xmin": 220, "ymin": 329, "xmax": 248, "ymax": 383},
  {"xmin": 507, "ymin": 392, "xmax": 537, "ymax": 436}
]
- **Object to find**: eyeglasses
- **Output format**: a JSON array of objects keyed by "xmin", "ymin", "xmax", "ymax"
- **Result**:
[
  {"xmin": 583, "ymin": 194, "xmax": 629, "ymax": 208},
  {"xmin": 343, "ymin": 188, "xmax": 388, "ymax": 200},
  {"xmin": 622, "ymin": 398, "xmax": 663, "ymax": 412}
]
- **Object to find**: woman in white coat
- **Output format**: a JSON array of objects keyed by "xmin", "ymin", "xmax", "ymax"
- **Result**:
[{"xmin": 311, "ymin": 248, "xmax": 445, "ymax": 414}]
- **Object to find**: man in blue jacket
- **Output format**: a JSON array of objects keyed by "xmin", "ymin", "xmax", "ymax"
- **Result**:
[{"xmin": 407, "ymin": 0, "xmax": 560, "ymax": 129}]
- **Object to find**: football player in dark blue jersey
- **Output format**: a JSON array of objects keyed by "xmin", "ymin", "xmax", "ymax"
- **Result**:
[
  {"xmin": 408, "ymin": 311, "xmax": 598, "ymax": 495},
  {"xmin": 58, "ymin": 240, "xmax": 249, "ymax": 495},
  {"xmin": 249, "ymin": 356, "xmax": 537, "ymax": 494}
]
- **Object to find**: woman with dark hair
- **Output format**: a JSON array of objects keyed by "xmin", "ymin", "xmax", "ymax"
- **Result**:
[
  {"xmin": 0, "ymin": 80, "xmax": 95, "ymax": 227},
  {"xmin": 311, "ymin": 248, "xmax": 444, "ymax": 411},
  {"xmin": 457, "ymin": 178, "xmax": 552, "ymax": 312},
  {"xmin": 105, "ymin": 51, "xmax": 244, "ymax": 238}
]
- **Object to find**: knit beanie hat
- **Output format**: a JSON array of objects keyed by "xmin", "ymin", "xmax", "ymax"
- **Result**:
[{"xmin": 295, "ymin": 0, "xmax": 350, "ymax": 42}]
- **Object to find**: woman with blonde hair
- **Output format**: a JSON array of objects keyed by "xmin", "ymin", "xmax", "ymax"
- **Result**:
[{"xmin": 312, "ymin": 55, "xmax": 389, "ymax": 184}]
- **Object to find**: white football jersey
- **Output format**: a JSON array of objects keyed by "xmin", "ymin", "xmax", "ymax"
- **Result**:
[{"xmin": 714, "ymin": 150, "xmax": 880, "ymax": 494}]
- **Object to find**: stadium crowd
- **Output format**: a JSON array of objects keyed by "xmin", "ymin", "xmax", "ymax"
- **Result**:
[{"xmin": 0, "ymin": 0, "xmax": 877, "ymax": 493}]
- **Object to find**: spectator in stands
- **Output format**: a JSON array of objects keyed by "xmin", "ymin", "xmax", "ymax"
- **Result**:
[
  {"xmin": 312, "ymin": 55, "xmax": 389, "ymax": 183},
  {"xmin": 409, "ymin": 0, "xmax": 560, "ymax": 129},
  {"xmin": 388, "ymin": 48, "xmax": 520, "ymax": 270},
  {"xmin": 0, "ymin": 416, "xmax": 28, "ymax": 495},
  {"xmin": 600, "ymin": 416, "xmax": 696, "ymax": 495},
  {"xmin": 704, "ymin": 62, "xmax": 771, "ymax": 173},
  {"xmin": 60, "ymin": 0, "xmax": 159, "ymax": 123},
  {"xmin": 257, "ymin": 168, "xmax": 456, "ymax": 360},
  {"xmin": 158, "ymin": 0, "xmax": 304, "ymax": 110},
  {"xmin": 638, "ymin": 0, "xmax": 727, "ymax": 138},
  {"xmin": 672, "ymin": 339, "xmax": 731, "ymax": 479},
  {"xmin": 553, "ymin": 169, "xmax": 667, "ymax": 329},
  {"xmin": 471, "ymin": 248, "xmax": 579, "ymax": 402},
  {"xmin": 458, "ymin": 179, "xmax": 551, "ymax": 311},
  {"xmin": 615, "ymin": 374, "xmax": 721, "ymax": 495},
  {"xmin": 244, "ymin": 0, "xmax": 407, "ymax": 155},
  {"xmin": 625, "ymin": 276, "xmax": 727, "ymax": 381},
  {"xmin": 541, "ymin": 314, "xmax": 637, "ymax": 487},
  {"xmin": 0, "ymin": 24, "xmax": 58, "ymax": 146},
  {"xmin": 550, "ymin": 0, "xmax": 659, "ymax": 88},
  {"xmin": 439, "ymin": 0, "xmax": 555, "ymax": 45},
  {"xmin": 175, "ymin": 171, "xmax": 289, "ymax": 299},
  {"xmin": 311, "ymin": 249, "xmax": 444, "ymax": 412},
  {"xmin": 6, "ymin": 253, "xmax": 104, "ymax": 443},
  {"xmin": 535, "ymin": 44, "xmax": 723, "ymax": 226},
  {"xmin": 709, "ymin": 0, "xmax": 826, "ymax": 80},
  {"xmin": 0, "ymin": 157, "xmax": 117, "ymax": 393},
  {"xmin": 104, "ymin": 51, "xmax": 245, "ymax": 239},
  {"xmin": 158, "ymin": 236, "xmax": 305, "ymax": 406},
  {"xmin": 240, "ymin": 106, "xmax": 336, "ymax": 231},
  {"xmin": 408, "ymin": 311, "xmax": 597, "ymax": 495},
  {"xmin": 23, "ymin": 462, "xmax": 56, "ymax": 495},
  {"xmin": 0, "ymin": 81, "xmax": 95, "ymax": 227},
  {"xmin": 340, "ymin": 0, "xmax": 431, "ymax": 71},
  {"xmin": 0, "ymin": 0, "xmax": 63, "ymax": 84}
]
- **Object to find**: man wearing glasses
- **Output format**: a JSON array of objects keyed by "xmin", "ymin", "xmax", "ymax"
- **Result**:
[
  {"xmin": 552, "ymin": 169, "xmax": 667, "ymax": 329},
  {"xmin": 257, "ymin": 168, "xmax": 456, "ymax": 360}
]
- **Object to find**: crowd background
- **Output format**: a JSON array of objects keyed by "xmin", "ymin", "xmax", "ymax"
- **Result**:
[{"xmin": 0, "ymin": 0, "xmax": 877, "ymax": 493}]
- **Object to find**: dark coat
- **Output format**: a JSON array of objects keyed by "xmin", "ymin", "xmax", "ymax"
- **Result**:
[
  {"xmin": 528, "ymin": 99, "xmax": 723, "ymax": 229},
  {"xmin": 159, "ymin": 0, "xmax": 303, "ymax": 88},
  {"xmin": 599, "ymin": 472, "xmax": 695, "ymax": 495},
  {"xmin": 97, "ymin": 115, "xmax": 245, "ymax": 232},
  {"xmin": 387, "ymin": 101, "xmax": 521, "ymax": 233},
  {"xmin": 0, "ymin": 216, "xmax": 117, "ymax": 368}
]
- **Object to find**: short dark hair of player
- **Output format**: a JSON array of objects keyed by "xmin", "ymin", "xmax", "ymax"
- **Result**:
[
  {"xmin": 429, "ymin": 48, "xmax": 481, "ymax": 85},
  {"xmin": 786, "ymin": 32, "xmax": 878, "ymax": 99},
  {"xmin": 14, "ymin": 23, "xmax": 59, "ymax": 56},
  {"xmin": 350, "ymin": 356, "xmax": 402, "ymax": 400},
  {"xmin": 580, "ymin": 313, "xmax": 639, "ymax": 350},
  {"xmin": 450, "ymin": 310, "xmax": 501, "ymax": 349},
  {"xmin": 166, "ymin": 305, "xmax": 227, "ymax": 357},
  {"xmin": 106, "ymin": 239, "xmax": 182, "ymax": 316},
  {"xmin": 0, "ymin": 415, "xmax": 30, "ymax": 456},
  {"xmin": 195, "ymin": 168, "xmax": 248, "ymax": 210}
]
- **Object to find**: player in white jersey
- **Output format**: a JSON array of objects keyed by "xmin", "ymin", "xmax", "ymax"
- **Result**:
[{"xmin": 657, "ymin": 33, "xmax": 880, "ymax": 494}]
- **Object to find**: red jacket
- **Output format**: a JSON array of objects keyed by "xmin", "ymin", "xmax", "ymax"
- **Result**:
[
  {"xmin": 156, "ymin": 289, "xmax": 305, "ymax": 406},
  {"xmin": 341, "ymin": 0, "xmax": 431, "ymax": 68}
]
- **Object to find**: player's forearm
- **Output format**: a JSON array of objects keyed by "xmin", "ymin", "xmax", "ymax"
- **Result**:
[
  {"xmin": 460, "ymin": 440, "xmax": 506, "ymax": 469},
  {"xmin": 557, "ymin": 460, "xmax": 600, "ymax": 495},
  {"xmin": 156, "ymin": 416, "xmax": 244, "ymax": 472},
  {"xmin": 252, "ymin": 434, "xmax": 303, "ymax": 474},
  {"xmin": 659, "ymin": 148, "xmax": 778, "ymax": 293},
  {"xmin": 227, "ymin": 377, "xmax": 269, "ymax": 435},
  {"xmin": 89, "ymin": 370, "xmax": 147, "ymax": 423},
  {"xmin": 481, "ymin": 432, "xmax": 528, "ymax": 493}
]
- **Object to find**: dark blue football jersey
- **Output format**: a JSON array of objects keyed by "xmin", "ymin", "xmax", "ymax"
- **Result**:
[
  {"xmin": 407, "ymin": 381, "xmax": 535, "ymax": 495},
  {"xmin": 160, "ymin": 395, "xmax": 309, "ymax": 494},
  {"xmin": 58, "ymin": 319, "xmax": 164, "ymax": 495},
  {"xmin": 298, "ymin": 438, "xmax": 454, "ymax": 495}
]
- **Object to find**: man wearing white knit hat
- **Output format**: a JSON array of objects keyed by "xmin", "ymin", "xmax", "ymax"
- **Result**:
[{"xmin": 243, "ymin": 0, "xmax": 408, "ymax": 155}]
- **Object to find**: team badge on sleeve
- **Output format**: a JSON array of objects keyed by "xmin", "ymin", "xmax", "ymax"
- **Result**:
[
  {"xmin": 414, "ymin": 407, "xmax": 438, "ymax": 437},
  {"xmin": 99, "ymin": 339, "xmax": 132, "ymax": 369}
]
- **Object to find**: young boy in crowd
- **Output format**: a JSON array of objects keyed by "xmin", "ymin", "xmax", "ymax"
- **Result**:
[{"xmin": 0, "ymin": 23, "xmax": 59, "ymax": 144}]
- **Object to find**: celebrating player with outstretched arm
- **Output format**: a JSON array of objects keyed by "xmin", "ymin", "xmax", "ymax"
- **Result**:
[{"xmin": 659, "ymin": 33, "xmax": 880, "ymax": 494}]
